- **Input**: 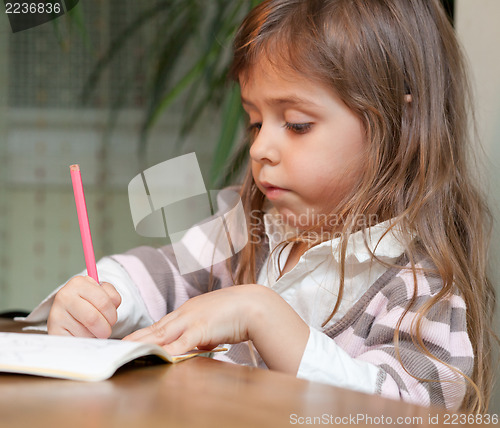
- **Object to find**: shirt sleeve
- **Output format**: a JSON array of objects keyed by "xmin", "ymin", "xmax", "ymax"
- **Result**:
[
  {"xmin": 297, "ymin": 260, "xmax": 474, "ymax": 412},
  {"xmin": 296, "ymin": 326, "xmax": 381, "ymax": 394},
  {"xmin": 329, "ymin": 269, "xmax": 474, "ymax": 411},
  {"xmin": 97, "ymin": 257, "xmax": 154, "ymax": 338},
  {"xmin": 356, "ymin": 296, "xmax": 472, "ymax": 411}
]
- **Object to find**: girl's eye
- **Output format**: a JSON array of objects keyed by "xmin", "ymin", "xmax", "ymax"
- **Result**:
[
  {"xmin": 283, "ymin": 122, "xmax": 312, "ymax": 134},
  {"xmin": 247, "ymin": 122, "xmax": 262, "ymax": 139}
]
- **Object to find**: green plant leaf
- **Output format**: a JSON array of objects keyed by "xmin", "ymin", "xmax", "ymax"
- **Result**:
[
  {"xmin": 210, "ymin": 84, "xmax": 245, "ymax": 186},
  {"xmin": 138, "ymin": 47, "xmax": 216, "ymax": 154}
]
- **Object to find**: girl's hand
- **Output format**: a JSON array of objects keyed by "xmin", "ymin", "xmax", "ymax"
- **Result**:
[
  {"xmin": 123, "ymin": 284, "xmax": 310, "ymax": 374},
  {"xmin": 47, "ymin": 276, "xmax": 122, "ymax": 339}
]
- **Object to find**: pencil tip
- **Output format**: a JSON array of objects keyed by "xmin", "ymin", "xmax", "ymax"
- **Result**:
[{"xmin": 70, "ymin": 164, "xmax": 80, "ymax": 171}]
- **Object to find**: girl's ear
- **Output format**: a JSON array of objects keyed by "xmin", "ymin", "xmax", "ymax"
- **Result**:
[{"xmin": 404, "ymin": 94, "xmax": 412, "ymax": 103}]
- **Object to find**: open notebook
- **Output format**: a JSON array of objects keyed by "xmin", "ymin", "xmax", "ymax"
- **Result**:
[{"xmin": 0, "ymin": 332, "xmax": 225, "ymax": 381}]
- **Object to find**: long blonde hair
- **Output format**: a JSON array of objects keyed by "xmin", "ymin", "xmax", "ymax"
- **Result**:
[{"xmin": 226, "ymin": 0, "xmax": 496, "ymax": 412}]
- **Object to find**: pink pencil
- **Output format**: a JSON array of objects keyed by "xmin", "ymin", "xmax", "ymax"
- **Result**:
[{"xmin": 70, "ymin": 164, "xmax": 99, "ymax": 283}]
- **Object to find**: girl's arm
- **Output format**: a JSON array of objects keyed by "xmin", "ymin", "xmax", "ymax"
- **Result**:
[
  {"xmin": 40, "ymin": 186, "xmax": 247, "ymax": 338},
  {"xmin": 124, "ymin": 283, "xmax": 310, "ymax": 375},
  {"xmin": 44, "ymin": 225, "xmax": 240, "ymax": 338}
]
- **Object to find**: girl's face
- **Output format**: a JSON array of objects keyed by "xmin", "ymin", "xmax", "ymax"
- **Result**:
[{"xmin": 240, "ymin": 58, "xmax": 366, "ymax": 230}]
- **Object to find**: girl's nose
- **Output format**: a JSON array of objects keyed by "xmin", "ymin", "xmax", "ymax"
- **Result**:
[{"xmin": 249, "ymin": 126, "xmax": 280, "ymax": 166}]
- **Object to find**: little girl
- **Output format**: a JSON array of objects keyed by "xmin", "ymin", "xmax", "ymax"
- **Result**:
[{"xmin": 42, "ymin": 0, "xmax": 496, "ymax": 414}]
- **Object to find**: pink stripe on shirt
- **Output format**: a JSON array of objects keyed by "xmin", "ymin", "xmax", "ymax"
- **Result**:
[{"xmin": 112, "ymin": 254, "xmax": 166, "ymax": 322}]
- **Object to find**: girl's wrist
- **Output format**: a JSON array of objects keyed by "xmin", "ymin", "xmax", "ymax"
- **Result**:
[
  {"xmin": 243, "ymin": 284, "xmax": 274, "ymax": 341},
  {"xmin": 246, "ymin": 284, "xmax": 310, "ymax": 374}
]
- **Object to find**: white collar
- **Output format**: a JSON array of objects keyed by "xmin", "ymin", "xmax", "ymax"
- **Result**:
[{"xmin": 263, "ymin": 209, "xmax": 410, "ymax": 264}]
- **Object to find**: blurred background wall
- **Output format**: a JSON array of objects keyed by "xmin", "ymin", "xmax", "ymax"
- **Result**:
[
  {"xmin": 0, "ymin": 1, "xmax": 230, "ymax": 311},
  {"xmin": 456, "ymin": 0, "xmax": 500, "ymax": 414}
]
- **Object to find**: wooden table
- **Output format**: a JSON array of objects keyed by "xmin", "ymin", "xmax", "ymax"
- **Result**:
[{"xmin": 0, "ymin": 319, "xmax": 473, "ymax": 428}]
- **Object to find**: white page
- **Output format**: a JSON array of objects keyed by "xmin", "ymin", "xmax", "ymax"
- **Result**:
[{"xmin": 0, "ymin": 332, "xmax": 178, "ymax": 381}]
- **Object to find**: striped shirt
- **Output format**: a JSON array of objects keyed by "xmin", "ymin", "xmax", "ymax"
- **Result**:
[
  {"xmin": 22, "ymin": 210, "xmax": 473, "ymax": 411},
  {"xmin": 108, "ymin": 214, "xmax": 473, "ymax": 411}
]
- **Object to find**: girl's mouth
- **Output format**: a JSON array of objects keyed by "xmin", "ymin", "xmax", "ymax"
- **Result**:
[{"xmin": 261, "ymin": 182, "xmax": 288, "ymax": 200}]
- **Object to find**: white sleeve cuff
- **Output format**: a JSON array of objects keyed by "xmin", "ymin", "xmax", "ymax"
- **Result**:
[
  {"xmin": 15, "ymin": 257, "xmax": 154, "ymax": 338},
  {"xmin": 96, "ymin": 257, "xmax": 154, "ymax": 338},
  {"xmin": 297, "ymin": 327, "xmax": 380, "ymax": 395}
]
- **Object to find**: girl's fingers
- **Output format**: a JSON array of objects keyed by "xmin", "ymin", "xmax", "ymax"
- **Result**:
[
  {"xmin": 67, "ymin": 297, "xmax": 113, "ymax": 339},
  {"xmin": 163, "ymin": 330, "xmax": 203, "ymax": 356},
  {"xmin": 101, "ymin": 282, "xmax": 122, "ymax": 309},
  {"xmin": 124, "ymin": 312, "xmax": 182, "ymax": 346},
  {"xmin": 48, "ymin": 275, "xmax": 122, "ymax": 339},
  {"xmin": 76, "ymin": 283, "xmax": 119, "ymax": 329},
  {"xmin": 48, "ymin": 307, "xmax": 97, "ymax": 338},
  {"xmin": 56, "ymin": 276, "xmax": 118, "ymax": 329},
  {"xmin": 125, "ymin": 316, "xmax": 217, "ymax": 356},
  {"xmin": 124, "ymin": 286, "xmax": 260, "ymax": 352},
  {"xmin": 60, "ymin": 314, "xmax": 97, "ymax": 338}
]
